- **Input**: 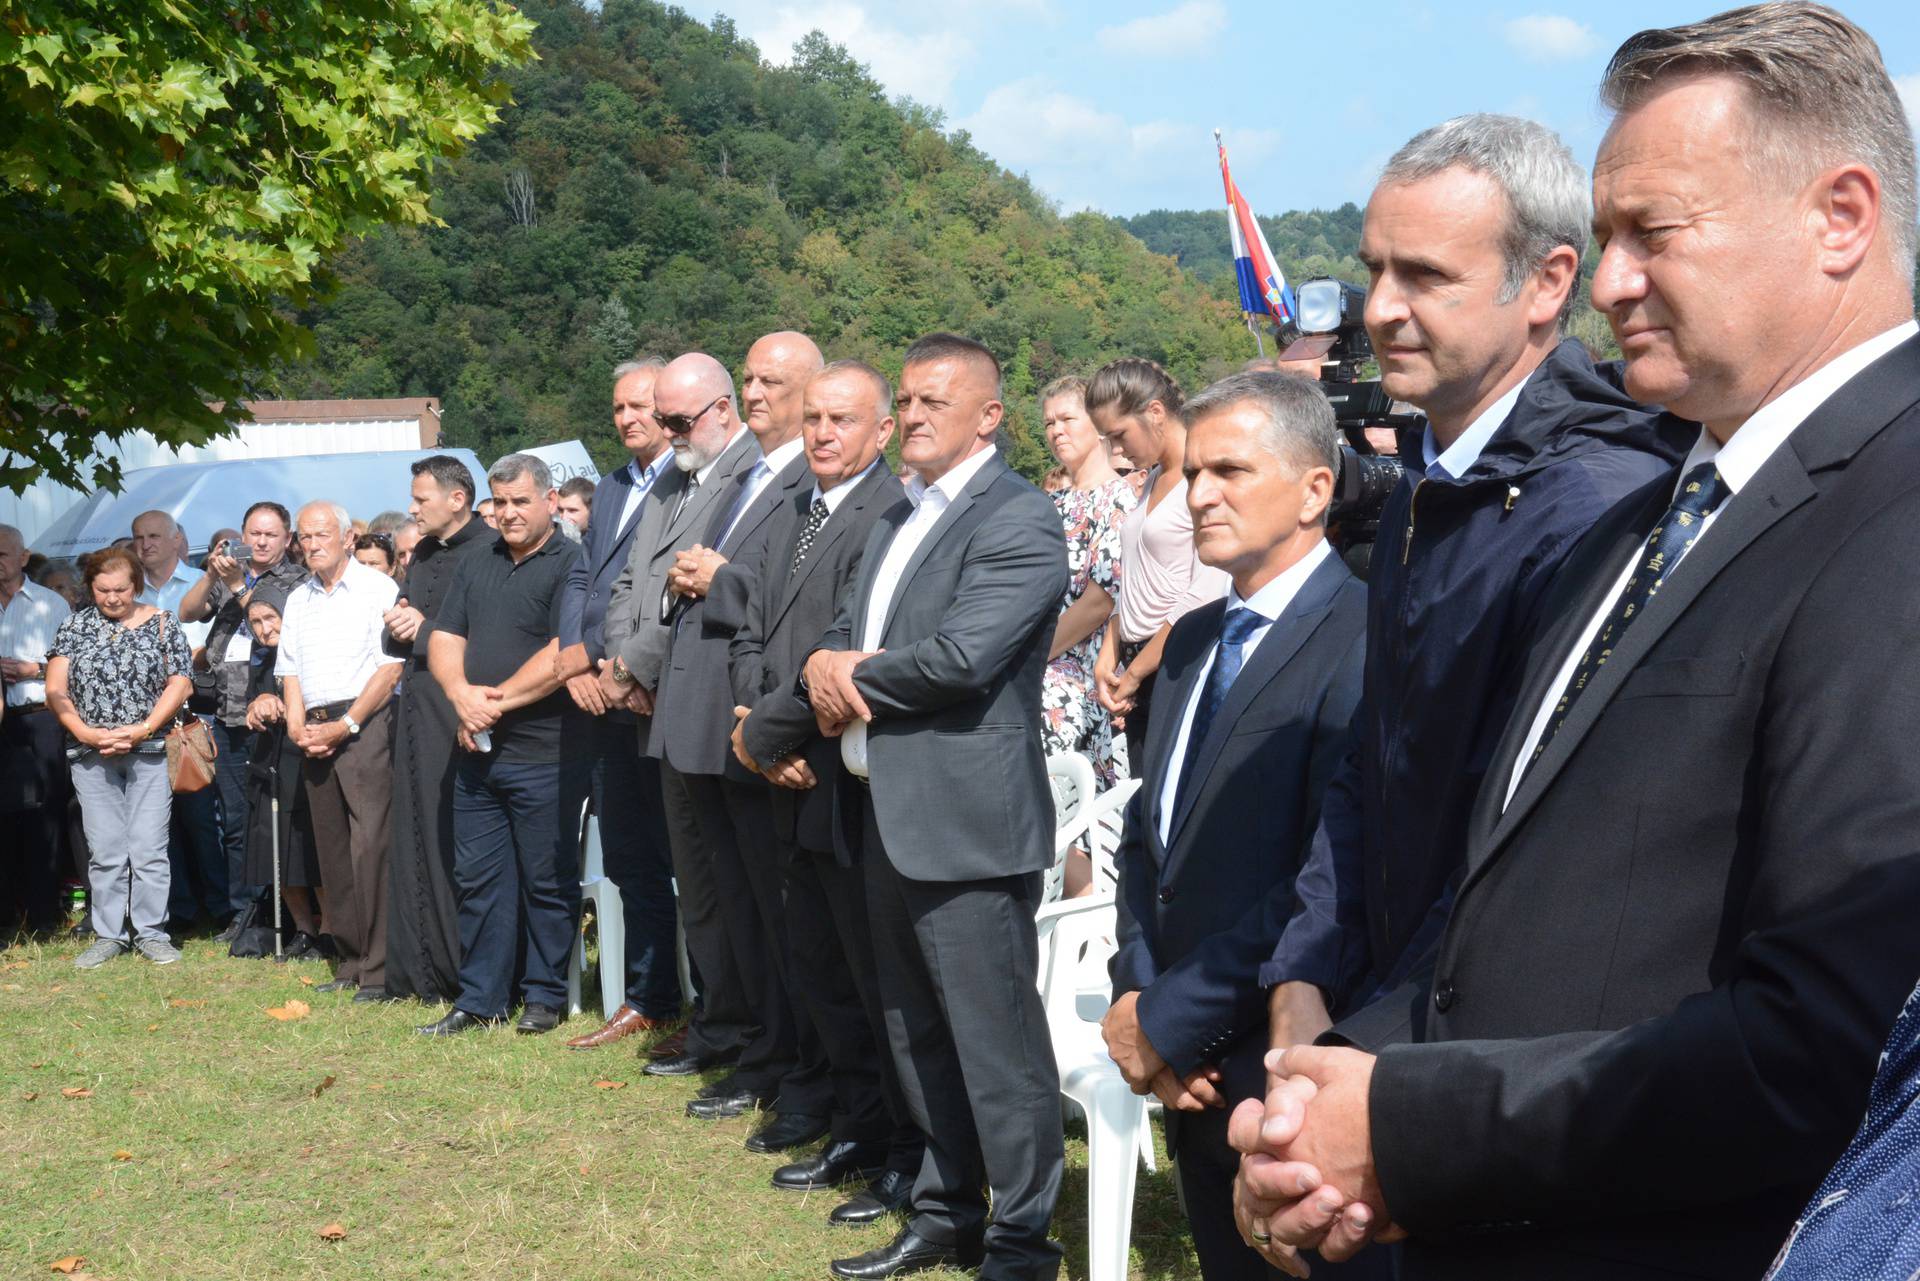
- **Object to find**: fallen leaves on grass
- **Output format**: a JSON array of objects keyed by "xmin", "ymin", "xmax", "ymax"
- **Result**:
[
  {"xmin": 318, "ymin": 1223, "xmax": 347, "ymax": 1241},
  {"xmin": 61, "ymin": 1088, "xmax": 92, "ymax": 1099},
  {"xmin": 166, "ymin": 998, "xmax": 203, "ymax": 1009},
  {"xmin": 3, "ymin": 983, "xmax": 21, "ymax": 991},
  {"xmin": 298, "ymin": 976, "xmax": 315, "ymax": 986},
  {"xmin": 49, "ymin": 1257, "xmax": 82, "ymax": 1273},
  {"xmin": 145, "ymin": 1023, "xmax": 159, "ymax": 1032},
  {"xmin": 111, "ymin": 1151, "xmax": 132, "ymax": 1162},
  {"xmin": 311, "ymin": 1075, "xmax": 336, "ymax": 1099},
  {"xmin": 592, "ymin": 1079, "xmax": 626, "ymax": 1090},
  {"xmin": 2, "ymin": 959, "xmax": 28, "ymax": 970},
  {"xmin": 364, "ymin": 1082, "xmax": 384, "ymax": 1091},
  {"xmin": 22, "ymin": 1091, "xmax": 37, "ymax": 1101},
  {"xmin": 265, "ymin": 999, "xmax": 311, "ymax": 1021}
]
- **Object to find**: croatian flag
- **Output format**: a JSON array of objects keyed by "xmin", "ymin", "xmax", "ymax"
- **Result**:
[{"xmin": 1217, "ymin": 131, "xmax": 1296, "ymax": 329}]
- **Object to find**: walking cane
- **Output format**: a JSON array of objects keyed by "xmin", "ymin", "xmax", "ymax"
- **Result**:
[{"xmin": 271, "ymin": 785, "xmax": 284, "ymax": 963}]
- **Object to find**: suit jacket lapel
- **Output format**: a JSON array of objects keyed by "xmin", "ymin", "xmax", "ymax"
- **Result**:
[
  {"xmin": 879, "ymin": 453, "xmax": 1003, "ymax": 642},
  {"xmin": 771, "ymin": 465, "xmax": 886, "ymax": 634},
  {"xmin": 1165, "ymin": 554, "xmax": 1346, "ymax": 855},
  {"xmin": 657, "ymin": 431, "xmax": 755, "ymax": 557}
]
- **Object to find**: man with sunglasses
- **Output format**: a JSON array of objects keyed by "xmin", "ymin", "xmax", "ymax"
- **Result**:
[{"xmin": 604, "ymin": 351, "xmax": 761, "ymax": 1077}]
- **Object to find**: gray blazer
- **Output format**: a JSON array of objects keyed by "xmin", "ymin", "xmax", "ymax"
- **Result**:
[
  {"xmin": 648, "ymin": 450, "xmax": 812, "ymax": 775},
  {"xmin": 815, "ymin": 451, "xmax": 1067, "ymax": 883},
  {"xmin": 603, "ymin": 426, "xmax": 758, "ymax": 694}
]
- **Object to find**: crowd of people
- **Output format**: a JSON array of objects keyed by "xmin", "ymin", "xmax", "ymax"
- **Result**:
[{"xmin": 4, "ymin": 4, "xmax": 1920, "ymax": 1279}]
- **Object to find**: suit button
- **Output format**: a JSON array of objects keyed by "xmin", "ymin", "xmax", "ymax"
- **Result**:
[
  {"xmin": 1158, "ymin": 886, "xmax": 1175, "ymax": 904},
  {"xmin": 1433, "ymin": 982, "xmax": 1456, "ymax": 1013}
]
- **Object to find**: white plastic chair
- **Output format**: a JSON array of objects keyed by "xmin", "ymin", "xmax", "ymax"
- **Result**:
[
  {"xmin": 1044, "ymin": 752, "xmax": 1098, "ymax": 903},
  {"xmin": 1035, "ymin": 890, "xmax": 1148, "ymax": 1281},
  {"xmin": 567, "ymin": 806, "xmax": 624, "ymax": 1018},
  {"xmin": 1080, "ymin": 777, "xmax": 1141, "ymax": 901}
]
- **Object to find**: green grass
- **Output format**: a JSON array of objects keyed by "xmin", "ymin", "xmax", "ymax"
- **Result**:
[{"xmin": 0, "ymin": 933, "xmax": 1203, "ymax": 1280}]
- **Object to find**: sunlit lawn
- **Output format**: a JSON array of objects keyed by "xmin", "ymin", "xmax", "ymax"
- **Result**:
[{"xmin": 1, "ymin": 932, "xmax": 1202, "ymax": 1280}]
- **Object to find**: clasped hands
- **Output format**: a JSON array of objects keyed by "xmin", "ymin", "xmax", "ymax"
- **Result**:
[
  {"xmin": 800, "ymin": 648, "xmax": 880, "ymax": 738},
  {"xmin": 448, "ymin": 682, "xmax": 503, "ymax": 751},
  {"xmin": 728, "ymin": 706, "xmax": 816, "ymax": 790},
  {"xmin": 668, "ymin": 544, "xmax": 726, "ymax": 599},
  {"xmin": 1100, "ymin": 991, "xmax": 1227, "ymax": 1113},
  {"xmin": 83, "ymin": 722, "xmax": 151, "ymax": 757}
]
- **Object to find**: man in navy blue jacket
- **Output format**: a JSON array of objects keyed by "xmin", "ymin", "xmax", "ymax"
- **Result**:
[
  {"xmin": 554, "ymin": 358, "xmax": 681, "ymax": 1051},
  {"xmin": 1105, "ymin": 371, "xmax": 1368, "ymax": 1280},
  {"xmin": 1253, "ymin": 116, "xmax": 1690, "ymax": 1103}
]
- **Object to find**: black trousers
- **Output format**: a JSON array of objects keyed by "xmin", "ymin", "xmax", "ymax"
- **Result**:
[
  {"xmin": 0, "ymin": 707, "xmax": 69, "ymax": 927},
  {"xmin": 1169, "ymin": 1081, "xmax": 1399, "ymax": 1281},
  {"xmin": 719, "ymin": 776, "xmax": 829, "ymax": 1114},
  {"xmin": 780, "ymin": 833, "xmax": 896, "ymax": 1145},
  {"xmin": 862, "ymin": 792, "xmax": 1064, "ymax": 1281},
  {"xmin": 659, "ymin": 763, "xmax": 759, "ymax": 1067}
]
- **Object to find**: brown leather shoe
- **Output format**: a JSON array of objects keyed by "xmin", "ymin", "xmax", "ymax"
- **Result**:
[
  {"xmin": 565, "ymin": 1005, "xmax": 670, "ymax": 1050},
  {"xmin": 646, "ymin": 1026, "xmax": 690, "ymax": 1060}
]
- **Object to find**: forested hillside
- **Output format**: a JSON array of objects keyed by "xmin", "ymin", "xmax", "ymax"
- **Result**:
[
  {"xmin": 282, "ymin": 0, "xmax": 1260, "ymax": 475},
  {"xmin": 1121, "ymin": 205, "xmax": 1368, "ymax": 290}
]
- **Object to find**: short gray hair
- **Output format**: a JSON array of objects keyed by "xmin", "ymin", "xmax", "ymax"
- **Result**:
[
  {"xmin": 613, "ymin": 355, "xmax": 665, "ymax": 386},
  {"xmin": 1601, "ymin": 2, "xmax": 1916, "ymax": 281},
  {"xmin": 296, "ymin": 501, "xmax": 353, "ymax": 537},
  {"xmin": 1183, "ymin": 372, "xmax": 1341, "ymax": 494},
  {"xmin": 0, "ymin": 522, "xmax": 22, "ymax": 548},
  {"xmin": 488, "ymin": 453, "xmax": 553, "ymax": 493},
  {"xmin": 1379, "ymin": 114, "xmax": 1591, "ymax": 324}
]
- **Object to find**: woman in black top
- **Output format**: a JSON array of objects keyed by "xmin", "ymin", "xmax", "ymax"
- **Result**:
[{"xmin": 240, "ymin": 584, "xmax": 325, "ymax": 956}]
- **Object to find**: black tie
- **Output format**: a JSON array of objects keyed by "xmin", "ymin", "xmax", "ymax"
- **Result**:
[
  {"xmin": 1173, "ymin": 607, "xmax": 1264, "ymax": 812},
  {"xmin": 1530, "ymin": 461, "xmax": 1732, "ymax": 766},
  {"xmin": 790, "ymin": 497, "xmax": 831, "ymax": 577}
]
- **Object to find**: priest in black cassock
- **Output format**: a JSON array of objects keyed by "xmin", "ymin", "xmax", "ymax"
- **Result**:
[{"xmin": 382, "ymin": 455, "xmax": 491, "ymax": 1002}]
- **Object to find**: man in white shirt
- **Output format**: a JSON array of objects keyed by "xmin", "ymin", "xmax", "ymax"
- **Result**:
[
  {"xmin": 278, "ymin": 501, "xmax": 403, "ymax": 1001},
  {"xmin": 1234, "ymin": 8, "xmax": 1920, "ymax": 1279},
  {"xmin": 0, "ymin": 523, "xmax": 72, "ymax": 932}
]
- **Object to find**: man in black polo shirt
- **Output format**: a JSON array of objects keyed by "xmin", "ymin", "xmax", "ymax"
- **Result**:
[{"xmin": 416, "ymin": 453, "xmax": 588, "ymax": 1036}]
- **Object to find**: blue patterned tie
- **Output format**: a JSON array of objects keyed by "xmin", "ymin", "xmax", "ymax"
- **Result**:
[
  {"xmin": 1530, "ymin": 461, "xmax": 1732, "ymax": 765},
  {"xmin": 1174, "ymin": 607, "xmax": 1264, "ymax": 810}
]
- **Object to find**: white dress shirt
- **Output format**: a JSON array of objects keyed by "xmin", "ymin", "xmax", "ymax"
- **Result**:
[
  {"xmin": 0, "ymin": 578, "xmax": 70, "ymax": 705},
  {"xmin": 814, "ymin": 458, "xmax": 884, "ymax": 513},
  {"xmin": 716, "ymin": 435, "xmax": 804, "ymax": 549},
  {"xmin": 1421, "ymin": 380, "xmax": 1525, "ymax": 479},
  {"xmin": 138, "ymin": 560, "xmax": 210, "ymax": 647},
  {"xmin": 1157, "ymin": 539, "xmax": 1334, "ymax": 844},
  {"xmin": 1503, "ymin": 318, "xmax": 1920, "ymax": 810},
  {"xmin": 841, "ymin": 446, "xmax": 999, "ymax": 778},
  {"xmin": 275, "ymin": 558, "xmax": 403, "ymax": 708},
  {"xmin": 615, "ymin": 450, "xmax": 671, "ymax": 534}
]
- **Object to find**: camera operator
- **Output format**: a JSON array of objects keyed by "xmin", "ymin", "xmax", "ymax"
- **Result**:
[{"xmin": 1250, "ymin": 114, "xmax": 1692, "ymax": 1126}]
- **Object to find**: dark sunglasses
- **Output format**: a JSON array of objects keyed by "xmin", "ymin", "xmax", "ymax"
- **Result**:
[{"xmin": 655, "ymin": 394, "xmax": 727, "ymax": 436}]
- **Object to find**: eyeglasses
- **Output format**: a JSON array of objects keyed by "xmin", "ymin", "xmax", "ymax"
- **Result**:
[{"xmin": 655, "ymin": 395, "xmax": 727, "ymax": 436}]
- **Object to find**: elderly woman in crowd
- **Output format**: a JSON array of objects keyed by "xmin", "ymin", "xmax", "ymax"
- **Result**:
[
  {"xmin": 46, "ymin": 547, "xmax": 194, "ymax": 968},
  {"xmin": 353, "ymin": 531, "xmax": 400, "ymax": 580},
  {"xmin": 241, "ymin": 583, "xmax": 327, "ymax": 957},
  {"xmin": 1088, "ymin": 357, "xmax": 1229, "ymax": 765}
]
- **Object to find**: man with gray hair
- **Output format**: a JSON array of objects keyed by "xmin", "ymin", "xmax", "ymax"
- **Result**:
[
  {"xmin": 278, "ymin": 501, "xmax": 403, "ymax": 998},
  {"xmin": 417, "ymin": 453, "xmax": 589, "ymax": 1036},
  {"xmin": 1236, "ymin": 5, "xmax": 1920, "ymax": 1277},
  {"xmin": 1097, "ymin": 372, "xmax": 1369, "ymax": 1280}
]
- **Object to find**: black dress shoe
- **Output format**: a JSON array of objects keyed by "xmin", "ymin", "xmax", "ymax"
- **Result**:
[
  {"xmin": 685, "ymin": 1087, "xmax": 772, "ymax": 1120},
  {"xmin": 830, "ymin": 1169, "xmax": 915, "ymax": 1226},
  {"xmin": 415, "ymin": 1009, "xmax": 501, "ymax": 1036},
  {"xmin": 352, "ymin": 986, "xmax": 401, "ymax": 1003},
  {"xmin": 315, "ymin": 978, "xmax": 357, "ymax": 994},
  {"xmin": 643, "ymin": 1051, "xmax": 712, "ymax": 1077},
  {"xmin": 771, "ymin": 1139, "xmax": 888, "ymax": 1191},
  {"xmin": 829, "ymin": 1226, "xmax": 983, "ymax": 1279},
  {"xmin": 745, "ymin": 1111, "xmax": 831, "ymax": 1154},
  {"xmin": 515, "ymin": 1003, "xmax": 564, "ymax": 1034}
]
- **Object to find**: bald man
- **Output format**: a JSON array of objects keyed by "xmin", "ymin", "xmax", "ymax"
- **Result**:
[{"xmin": 603, "ymin": 350, "xmax": 762, "ymax": 1076}]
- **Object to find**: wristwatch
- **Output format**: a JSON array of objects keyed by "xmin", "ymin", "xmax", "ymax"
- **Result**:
[
  {"xmin": 342, "ymin": 713, "xmax": 362, "ymax": 737},
  {"xmin": 611, "ymin": 656, "xmax": 635, "ymax": 686}
]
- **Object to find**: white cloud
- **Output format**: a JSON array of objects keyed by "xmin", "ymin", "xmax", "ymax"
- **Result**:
[
  {"xmin": 1897, "ymin": 73, "xmax": 1920, "ymax": 141},
  {"xmin": 957, "ymin": 77, "xmax": 1273, "ymax": 213},
  {"xmin": 734, "ymin": 3, "xmax": 974, "ymax": 106},
  {"xmin": 1503, "ymin": 14, "xmax": 1602, "ymax": 64},
  {"xmin": 1094, "ymin": 0, "xmax": 1228, "ymax": 59}
]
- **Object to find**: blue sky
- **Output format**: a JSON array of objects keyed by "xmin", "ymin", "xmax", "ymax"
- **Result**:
[{"xmin": 684, "ymin": 1, "xmax": 1920, "ymax": 218}]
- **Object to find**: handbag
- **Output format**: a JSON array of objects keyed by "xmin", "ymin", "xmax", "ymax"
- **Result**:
[{"xmin": 165, "ymin": 716, "xmax": 219, "ymax": 793}]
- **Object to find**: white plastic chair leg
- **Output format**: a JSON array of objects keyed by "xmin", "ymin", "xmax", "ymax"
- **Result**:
[
  {"xmin": 594, "ymin": 878, "xmax": 625, "ymax": 1017},
  {"xmin": 566, "ymin": 918, "xmax": 585, "ymax": 1017},
  {"xmin": 1083, "ymin": 1074, "xmax": 1146, "ymax": 1281}
]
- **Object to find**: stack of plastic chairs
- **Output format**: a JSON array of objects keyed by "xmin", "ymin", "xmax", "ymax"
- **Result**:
[{"xmin": 1043, "ymin": 752, "xmax": 1098, "ymax": 904}]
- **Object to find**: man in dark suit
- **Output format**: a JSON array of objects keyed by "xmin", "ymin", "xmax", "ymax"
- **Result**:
[
  {"xmin": 1234, "ymin": 8, "xmax": 1920, "ymax": 1279},
  {"xmin": 804, "ymin": 334, "xmax": 1068, "ymax": 1281},
  {"xmin": 556, "ymin": 357, "xmax": 681, "ymax": 1049},
  {"xmin": 729, "ymin": 361, "xmax": 922, "ymax": 1222},
  {"xmin": 647, "ymin": 331, "xmax": 823, "ymax": 1137},
  {"xmin": 604, "ymin": 351, "xmax": 759, "ymax": 1072},
  {"xmin": 1101, "ymin": 372, "xmax": 1367, "ymax": 1280}
]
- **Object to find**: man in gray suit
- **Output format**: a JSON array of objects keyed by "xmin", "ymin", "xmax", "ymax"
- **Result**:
[
  {"xmin": 603, "ymin": 351, "xmax": 759, "ymax": 1073},
  {"xmin": 804, "ymin": 334, "xmax": 1069, "ymax": 1281},
  {"xmin": 647, "ymin": 332, "xmax": 825, "ymax": 1134}
]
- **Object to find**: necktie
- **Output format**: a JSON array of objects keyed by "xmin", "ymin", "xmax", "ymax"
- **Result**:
[
  {"xmin": 661, "ymin": 473, "xmax": 701, "ymax": 618},
  {"xmin": 790, "ymin": 497, "xmax": 831, "ymax": 577},
  {"xmin": 1529, "ymin": 461, "xmax": 1732, "ymax": 766},
  {"xmin": 1173, "ymin": 607, "xmax": 1264, "ymax": 811},
  {"xmin": 717, "ymin": 459, "xmax": 769, "ymax": 547}
]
